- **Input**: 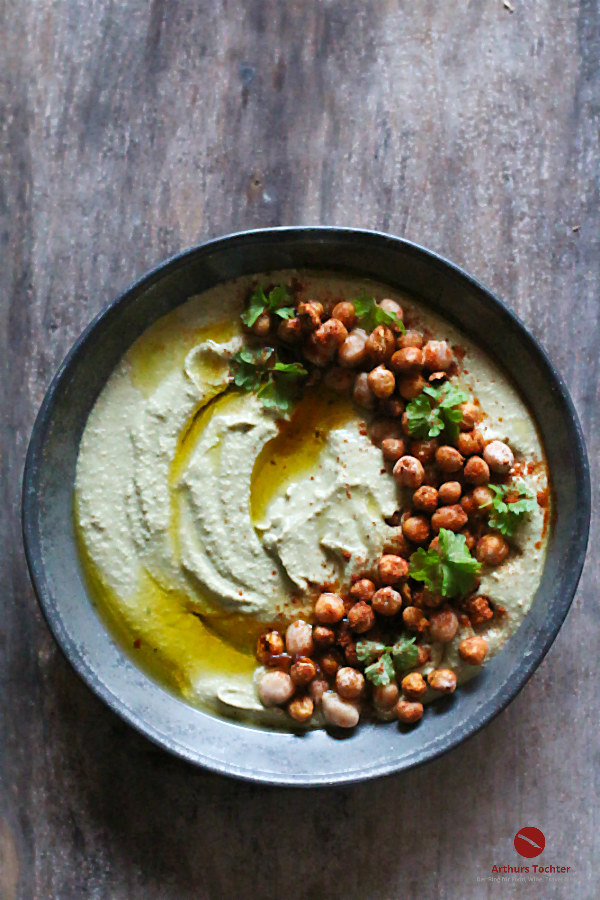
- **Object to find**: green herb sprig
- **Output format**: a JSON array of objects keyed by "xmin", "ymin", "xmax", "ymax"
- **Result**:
[
  {"xmin": 356, "ymin": 636, "xmax": 419, "ymax": 686},
  {"xmin": 230, "ymin": 347, "xmax": 307, "ymax": 415},
  {"xmin": 241, "ymin": 285, "xmax": 296, "ymax": 328},
  {"xmin": 352, "ymin": 290, "xmax": 406, "ymax": 334},
  {"xmin": 409, "ymin": 528, "xmax": 481, "ymax": 598},
  {"xmin": 405, "ymin": 381, "xmax": 469, "ymax": 443},
  {"xmin": 482, "ymin": 481, "xmax": 537, "ymax": 536}
]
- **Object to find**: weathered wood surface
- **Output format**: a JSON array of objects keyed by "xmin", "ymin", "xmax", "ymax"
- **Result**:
[{"xmin": 1, "ymin": 1, "xmax": 598, "ymax": 897}]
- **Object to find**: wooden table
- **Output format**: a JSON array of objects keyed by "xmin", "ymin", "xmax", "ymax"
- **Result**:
[{"xmin": 2, "ymin": 2, "xmax": 597, "ymax": 897}]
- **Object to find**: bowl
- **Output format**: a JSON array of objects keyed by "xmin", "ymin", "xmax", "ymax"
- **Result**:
[{"xmin": 22, "ymin": 227, "xmax": 590, "ymax": 786}]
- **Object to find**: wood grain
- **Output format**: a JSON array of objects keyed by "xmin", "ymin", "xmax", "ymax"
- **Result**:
[{"xmin": 1, "ymin": 1, "xmax": 598, "ymax": 897}]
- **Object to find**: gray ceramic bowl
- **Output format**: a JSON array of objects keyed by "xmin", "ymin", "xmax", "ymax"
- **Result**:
[{"xmin": 22, "ymin": 227, "xmax": 590, "ymax": 786}]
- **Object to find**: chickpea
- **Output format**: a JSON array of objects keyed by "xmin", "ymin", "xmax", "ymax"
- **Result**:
[
  {"xmin": 459, "ymin": 402, "xmax": 481, "ymax": 431},
  {"xmin": 390, "ymin": 347, "xmax": 423, "ymax": 373},
  {"xmin": 464, "ymin": 456, "xmax": 490, "ymax": 485},
  {"xmin": 416, "ymin": 645, "xmax": 431, "ymax": 667},
  {"xmin": 277, "ymin": 316, "xmax": 302, "ymax": 343},
  {"xmin": 483, "ymin": 440, "xmax": 515, "ymax": 474},
  {"xmin": 309, "ymin": 678, "xmax": 328, "ymax": 706},
  {"xmin": 305, "ymin": 318, "xmax": 348, "ymax": 366},
  {"xmin": 395, "ymin": 699, "xmax": 424, "ymax": 724},
  {"xmin": 416, "ymin": 587, "xmax": 443, "ymax": 609},
  {"xmin": 381, "ymin": 437, "xmax": 406, "ymax": 463},
  {"xmin": 422, "ymin": 340, "xmax": 453, "ymax": 371},
  {"xmin": 347, "ymin": 601, "xmax": 376, "ymax": 633},
  {"xmin": 435, "ymin": 446, "xmax": 464, "ymax": 473},
  {"xmin": 366, "ymin": 325, "xmax": 396, "ymax": 364},
  {"xmin": 353, "ymin": 372, "xmax": 377, "ymax": 409},
  {"xmin": 297, "ymin": 300, "xmax": 323, "ymax": 332},
  {"xmin": 290, "ymin": 657, "xmax": 317, "ymax": 686},
  {"xmin": 350, "ymin": 578, "xmax": 376, "ymax": 603},
  {"xmin": 427, "ymin": 668, "xmax": 457, "ymax": 693},
  {"xmin": 313, "ymin": 625, "xmax": 336, "ymax": 649},
  {"xmin": 476, "ymin": 534, "xmax": 509, "ymax": 566},
  {"xmin": 323, "ymin": 366, "xmax": 355, "ymax": 393},
  {"xmin": 397, "ymin": 373, "xmax": 426, "ymax": 400},
  {"xmin": 383, "ymin": 530, "xmax": 413, "ymax": 558},
  {"xmin": 256, "ymin": 630, "xmax": 285, "ymax": 665},
  {"xmin": 287, "ymin": 695, "xmax": 314, "ymax": 723},
  {"xmin": 398, "ymin": 329, "xmax": 425, "ymax": 350},
  {"xmin": 373, "ymin": 682, "xmax": 400, "ymax": 711},
  {"xmin": 314, "ymin": 592, "xmax": 345, "ymax": 624},
  {"xmin": 338, "ymin": 328, "xmax": 368, "ymax": 368},
  {"xmin": 466, "ymin": 595, "xmax": 494, "ymax": 626},
  {"xmin": 258, "ymin": 670, "xmax": 295, "ymax": 707},
  {"xmin": 457, "ymin": 430, "xmax": 484, "ymax": 457},
  {"xmin": 367, "ymin": 365, "xmax": 396, "ymax": 399},
  {"xmin": 369, "ymin": 417, "xmax": 403, "ymax": 446},
  {"xmin": 393, "ymin": 455, "xmax": 425, "ymax": 488},
  {"xmin": 402, "ymin": 606, "xmax": 429, "ymax": 633},
  {"xmin": 379, "ymin": 396, "xmax": 405, "ymax": 418},
  {"xmin": 401, "ymin": 672, "xmax": 427, "ymax": 700},
  {"xmin": 438, "ymin": 481, "xmax": 462, "ymax": 505},
  {"xmin": 378, "ymin": 554, "xmax": 409, "ymax": 585},
  {"xmin": 429, "ymin": 609, "xmax": 459, "ymax": 643},
  {"xmin": 410, "ymin": 439, "xmax": 439, "ymax": 464},
  {"xmin": 431, "ymin": 504, "xmax": 468, "ymax": 533},
  {"xmin": 461, "ymin": 486, "xmax": 493, "ymax": 519},
  {"xmin": 371, "ymin": 587, "xmax": 403, "ymax": 616},
  {"xmin": 412, "ymin": 485, "xmax": 439, "ymax": 514},
  {"xmin": 321, "ymin": 691, "xmax": 360, "ymax": 728},
  {"xmin": 402, "ymin": 515, "xmax": 430, "ymax": 543},
  {"xmin": 285, "ymin": 620, "xmax": 314, "ymax": 657},
  {"xmin": 320, "ymin": 650, "xmax": 343, "ymax": 678},
  {"xmin": 458, "ymin": 636, "xmax": 489, "ymax": 665},
  {"xmin": 379, "ymin": 298, "xmax": 404, "ymax": 328},
  {"xmin": 331, "ymin": 301, "xmax": 356, "ymax": 330},
  {"xmin": 251, "ymin": 311, "xmax": 272, "ymax": 337},
  {"xmin": 336, "ymin": 666, "xmax": 365, "ymax": 700}
]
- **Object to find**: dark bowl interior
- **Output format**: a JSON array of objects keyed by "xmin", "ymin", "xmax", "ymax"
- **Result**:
[{"xmin": 22, "ymin": 227, "xmax": 590, "ymax": 786}]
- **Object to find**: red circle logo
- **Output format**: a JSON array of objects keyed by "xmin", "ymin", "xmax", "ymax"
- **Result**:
[{"xmin": 514, "ymin": 827, "xmax": 545, "ymax": 858}]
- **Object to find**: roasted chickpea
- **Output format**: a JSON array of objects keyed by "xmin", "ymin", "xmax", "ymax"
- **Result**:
[
  {"xmin": 401, "ymin": 672, "xmax": 427, "ymax": 700},
  {"xmin": 459, "ymin": 402, "xmax": 481, "ymax": 431},
  {"xmin": 313, "ymin": 625, "xmax": 336, "ymax": 649},
  {"xmin": 476, "ymin": 534, "xmax": 509, "ymax": 566},
  {"xmin": 353, "ymin": 372, "xmax": 377, "ymax": 409},
  {"xmin": 464, "ymin": 456, "xmax": 490, "ymax": 485},
  {"xmin": 321, "ymin": 691, "xmax": 360, "ymax": 728},
  {"xmin": 369, "ymin": 417, "xmax": 403, "ymax": 446},
  {"xmin": 402, "ymin": 606, "xmax": 429, "ymax": 632},
  {"xmin": 287, "ymin": 695, "xmax": 314, "ymax": 723},
  {"xmin": 277, "ymin": 316, "xmax": 302, "ymax": 343},
  {"xmin": 366, "ymin": 325, "xmax": 396, "ymax": 364},
  {"xmin": 429, "ymin": 609, "xmax": 459, "ymax": 643},
  {"xmin": 402, "ymin": 515, "xmax": 430, "ymax": 543},
  {"xmin": 305, "ymin": 318, "xmax": 348, "ymax": 366},
  {"xmin": 367, "ymin": 365, "xmax": 396, "ymax": 399},
  {"xmin": 393, "ymin": 455, "xmax": 425, "ymax": 488},
  {"xmin": 258, "ymin": 670, "xmax": 295, "ymax": 707},
  {"xmin": 350, "ymin": 579, "xmax": 376, "ymax": 603},
  {"xmin": 483, "ymin": 440, "xmax": 515, "ymax": 474},
  {"xmin": 435, "ymin": 446, "xmax": 464, "ymax": 473},
  {"xmin": 250, "ymin": 311, "xmax": 272, "ymax": 337},
  {"xmin": 323, "ymin": 366, "xmax": 355, "ymax": 393},
  {"xmin": 373, "ymin": 682, "xmax": 400, "ymax": 711},
  {"xmin": 314, "ymin": 592, "xmax": 345, "ymax": 624},
  {"xmin": 379, "ymin": 396, "xmax": 405, "ymax": 418},
  {"xmin": 347, "ymin": 601, "xmax": 376, "ymax": 633},
  {"xmin": 378, "ymin": 554, "xmax": 409, "ymax": 585},
  {"xmin": 431, "ymin": 504, "xmax": 468, "ymax": 533},
  {"xmin": 338, "ymin": 328, "xmax": 368, "ymax": 368},
  {"xmin": 415, "ymin": 587, "xmax": 443, "ymax": 609},
  {"xmin": 256, "ymin": 630, "xmax": 285, "ymax": 665},
  {"xmin": 381, "ymin": 437, "xmax": 406, "ymax": 463},
  {"xmin": 410, "ymin": 439, "xmax": 439, "ymax": 464},
  {"xmin": 331, "ymin": 301, "xmax": 356, "ymax": 330},
  {"xmin": 379, "ymin": 298, "xmax": 404, "ymax": 328},
  {"xmin": 309, "ymin": 678, "xmax": 328, "ymax": 706},
  {"xmin": 285, "ymin": 620, "xmax": 314, "ymax": 657},
  {"xmin": 422, "ymin": 340, "xmax": 453, "ymax": 371},
  {"xmin": 390, "ymin": 347, "xmax": 423, "ymax": 373},
  {"xmin": 398, "ymin": 329, "xmax": 424, "ymax": 350},
  {"xmin": 397, "ymin": 373, "xmax": 426, "ymax": 400},
  {"xmin": 336, "ymin": 667, "xmax": 365, "ymax": 700},
  {"xmin": 427, "ymin": 668, "xmax": 457, "ymax": 693},
  {"xmin": 457, "ymin": 430, "xmax": 484, "ymax": 456},
  {"xmin": 320, "ymin": 650, "xmax": 344, "ymax": 678},
  {"xmin": 465, "ymin": 595, "xmax": 494, "ymax": 626},
  {"xmin": 371, "ymin": 587, "xmax": 403, "ymax": 616},
  {"xmin": 297, "ymin": 300, "xmax": 323, "ymax": 332},
  {"xmin": 438, "ymin": 481, "xmax": 462, "ymax": 505},
  {"xmin": 383, "ymin": 530, "xmax": 413, "ymax": 558},
  {"xmin": 290, "ymin": 656, "xmax": 317, "ymax": 686},
  {"xmin": 412, "ymin": 485, "xmax": 439, "ymax": 514},
  {"xmin": 461, "ymin": 486, "xmax": 493, "ymax": 519},
  {"xmin": 458, "ymin": 635, "xmax": 489, "ymax": 665},
  {"xmin": 395, "ymin": 699, "xmax": 424, "ymax": 724},
  {"xmin": 416, "ymin": 645, "xmax": 431, "ymax": 667}
]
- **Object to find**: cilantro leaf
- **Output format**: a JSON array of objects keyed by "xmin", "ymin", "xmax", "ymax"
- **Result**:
[
  {"xmin": 409, "ymin": 529, "xmax": 481, "ymax": 598},
  {"xmin": 241, "ymin": 287, "xmax": 269, "ymax": 327},
  {"xmin": 230, "ymin": 347, "xmax": 272, "ymax": 391},
  {"xmin": 483, "ymin": 481, "xmax": 536, "ymax": 536},
  {"xmin": 405, "ymin": 381, "xmax": 469, "ymax": 442},
  {"xmin": 355, "ymin": 640, "xmax": 387, "ymax": 664},
  {"xmin": 272, "ymin": 361, "xmax": 308, "ymax": 376},
  {"xmin": 241, "ymin": 284, "xmax": 295, "ymax": 326},
  {"xmin": 364, "ymin": 652, "xmax": 395, "ymax": 686},
  {"xmin": 352, "ymin": 290, "xmax": 405, "ymax": 333},
  {"xmin": 391, "ymin": 637, "xmax": 419, "ymax": 671},
  {"xmin": 229, "ymin": 345, "xmax": 307, "ymax": 415}
]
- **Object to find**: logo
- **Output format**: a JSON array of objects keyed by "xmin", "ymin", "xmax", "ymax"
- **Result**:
[{"xmin": 514, "ymin": 827, "xmax": 545, "ymax": 858}]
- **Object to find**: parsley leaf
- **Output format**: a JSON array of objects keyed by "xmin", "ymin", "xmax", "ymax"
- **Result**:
[
  {"xmin": 356, "ymin": 640, "xmax": 387, "ymax": 664},
  {"xmin": 230, "ymin": 347, "xmax": 273, "ymax": 391},
  {"xmin": 405, "ymin": 381, "xmax": 469, "ymax": 442},
  {"xmin": 352, "ymin": 290, "xmax": 406, "ymax": 334},
  {"xmin": 229, "ymin": 346, "xmax": 307, "ymax": 415},
  {"xmin": 241, "ymin": 284, "xmax": 295, "ymax": 327},
  {"xmin": 482, "ymin": 481, "xmax": 537, "ymax": 536},
  {"xmin": 364, "ymin": 652, "xmax": 395, "ymax": 686},
  {"xmin": 409, "ymin": 528, "xmax": 481, "ymax": 598},
  {"xmin": 357, "ymin": 636, "xmax": 420, "ymax": 685},
  {"xmin": 391, "ymin": 637, "xmax": 419, "ymax": 671}
]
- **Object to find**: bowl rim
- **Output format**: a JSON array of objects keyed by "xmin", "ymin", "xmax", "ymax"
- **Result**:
[{"xmin": 22, "ymin": 226, "xmax": 591, "ymax": 786}]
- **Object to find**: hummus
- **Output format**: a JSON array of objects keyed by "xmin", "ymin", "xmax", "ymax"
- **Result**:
[{"xmin": 75, "ymin": 270, "xmax": 549, "ymax": 722}]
